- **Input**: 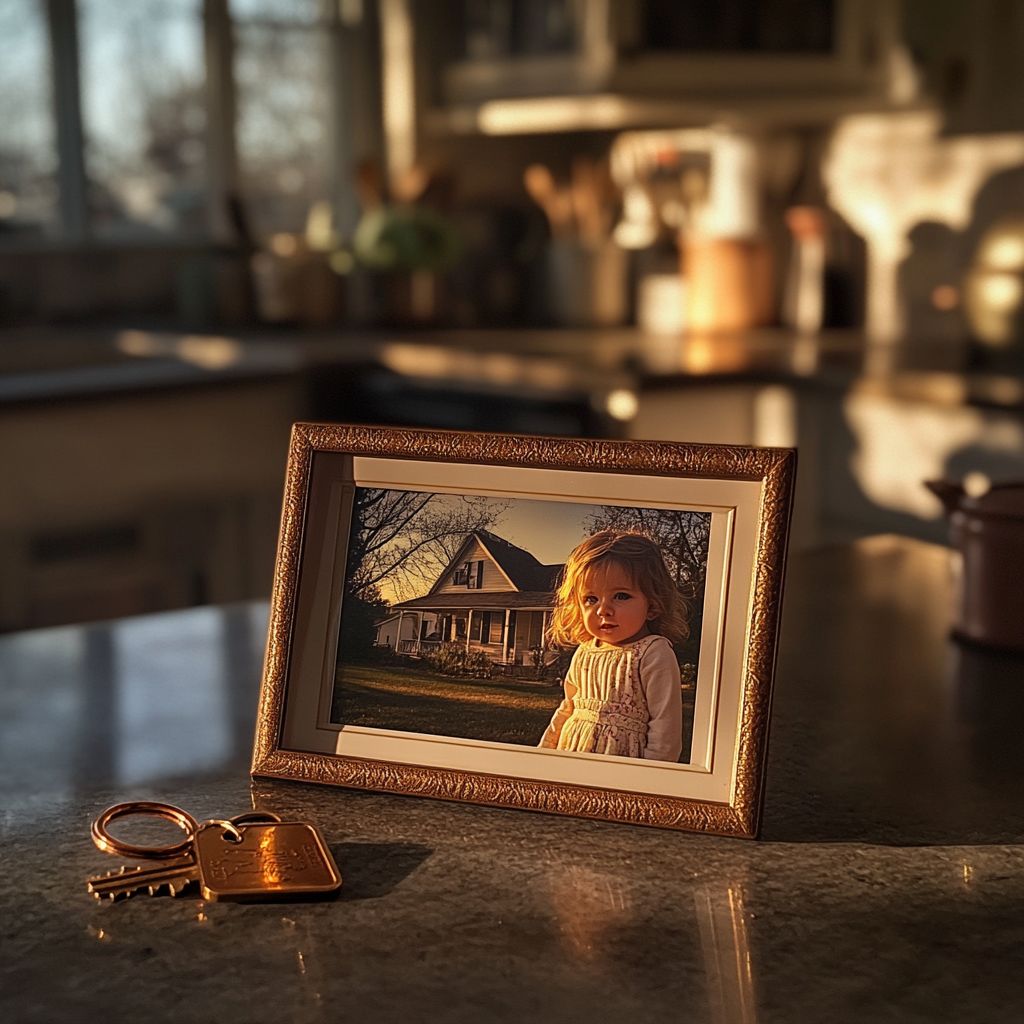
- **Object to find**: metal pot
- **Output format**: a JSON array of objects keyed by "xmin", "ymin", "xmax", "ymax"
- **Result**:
[{"xmin": 927, "ymin": 480, "xmax": 1024, "ymax": 652}]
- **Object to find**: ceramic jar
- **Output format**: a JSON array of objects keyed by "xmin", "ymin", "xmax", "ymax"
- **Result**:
[{"xmin": 928, "ymin": 481, "xmax": 1024, "ymax": 652}]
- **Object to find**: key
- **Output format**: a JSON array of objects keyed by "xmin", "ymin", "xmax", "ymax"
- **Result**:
[
  {"xmin": 86, "ymin": 802, "xmax": 342, "ymax": 902},
  {"xmin": 87, "ymin": 855, "xmax": 199, "ymax": 901},
  {"xmin": 87, "ymin": 800, "xmax": 201, "ymax": 902}
]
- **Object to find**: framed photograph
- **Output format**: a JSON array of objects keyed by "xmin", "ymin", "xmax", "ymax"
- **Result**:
[{"xmin": 252, "ymin": 424, "xmax": 795, "ymax": 837}]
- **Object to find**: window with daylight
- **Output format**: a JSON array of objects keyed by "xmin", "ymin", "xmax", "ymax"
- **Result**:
[
  {"xmin": 0, "ymin": 0, "xmax": 59, "ymax": 238},
  {"xmin": 78, "ymin": 0, "xmax": 208, "ymax": 238},
  {"xmin": 1, "ymin": 0, "xmax": 354, "ymax": 248},
  {"xmin": 231, "ymin": 0, "xmax": 336, "ymax": 239}
]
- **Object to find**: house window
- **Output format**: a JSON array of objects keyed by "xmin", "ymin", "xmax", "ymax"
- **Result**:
[
  {"xmin": 478, "ymin": 610, "xmax": 502, "ymax": 643},
  {"xmin": 488, "ymin": 614, "xmax": 504, "ymax": 645},
  {"xmin": 528, "ymin": 611, "xmax": 544, "ymax": 647},
  {"xmin": 453, "ymin": 560, "xmax": 483, "ymax": 588},
  {"xmin": 469, "ymin": 614, "xmax": 482, "ymax": 641},
  {"xmin": 455, "ymin": 617, "xmax": 466, "ymax": 638}
]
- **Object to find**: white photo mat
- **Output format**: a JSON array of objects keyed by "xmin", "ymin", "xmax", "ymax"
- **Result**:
[{"xmin": 280, "ymin": 456, "xmax": 762, "ymax": 806}]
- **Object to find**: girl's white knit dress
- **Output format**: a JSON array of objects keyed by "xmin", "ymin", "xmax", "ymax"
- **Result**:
[{"xmin": 538, "ymin": 634, "xmax": 683, "ymax": 763}]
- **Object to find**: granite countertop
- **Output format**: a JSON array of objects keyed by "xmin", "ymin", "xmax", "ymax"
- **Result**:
[{"xmin": 2, "ymin": 535, "xmax": 1023, "ymax": 1022}]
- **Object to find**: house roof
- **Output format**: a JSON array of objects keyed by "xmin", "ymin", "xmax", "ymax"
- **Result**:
[
  {"xmin": 428, "ymin": 530, "xmax": 564, "ymax": 596},
  {"xmin": 478, "ymin": 530, "xmax": 564, "ymax": 591},
  {"xmin": 391, "ymin": 591, "xmax": 556, "ymax": 611}
]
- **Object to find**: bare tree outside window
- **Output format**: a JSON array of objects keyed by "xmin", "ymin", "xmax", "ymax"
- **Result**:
[
  {"xmin": 78, "ymin": 0, "xmax": 207, "ymax": 238},
  {"xmin": 0, "ymin": 0, "xmax": 59, "ymax": 237},
  {"xmin": 232, "ymin": 0, "xmax": 335, "ymax": 238}
]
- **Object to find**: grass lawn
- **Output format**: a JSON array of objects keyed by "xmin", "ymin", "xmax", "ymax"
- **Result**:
[
  {"xmin": 332, "ymin": 663, "xmax": 697, "ymax": 760},
  {"xmin": 332, "ymin": 664, "xmax": 562, "ymax": 746}
]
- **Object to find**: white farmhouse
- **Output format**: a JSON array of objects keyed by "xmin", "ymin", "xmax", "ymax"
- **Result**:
[{"xmin": 374, "ymin": 531, "xmax": 562, "ymax": 667}]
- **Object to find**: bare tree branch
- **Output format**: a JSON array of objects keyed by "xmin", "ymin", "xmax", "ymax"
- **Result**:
[{"xmin": 347, "ymin": 489, "xmax": 510, "ymax": 602}]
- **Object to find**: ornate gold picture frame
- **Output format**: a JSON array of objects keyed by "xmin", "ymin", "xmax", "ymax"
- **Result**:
[{"xmin": 252, "ymin": 424, "xmax": 795, "ymax": 837}]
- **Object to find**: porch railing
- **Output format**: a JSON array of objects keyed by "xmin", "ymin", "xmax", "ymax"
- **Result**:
[{"xmin": 398, "ymin": 639, "xmax": 444, "ymax": 655}]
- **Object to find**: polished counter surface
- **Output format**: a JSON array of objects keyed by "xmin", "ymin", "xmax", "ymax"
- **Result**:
[
  {"xmin": 0, "ymin": 324, "xmax": 980, "ymax": 406},
  {"xmin": 2, "ymin": 537, "xmax": 1023, "ymax": 1023}
]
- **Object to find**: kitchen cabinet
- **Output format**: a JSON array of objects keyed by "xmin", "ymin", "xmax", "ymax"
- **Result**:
[{"xmin": 422, "ymin": 0, "xmax": 905, "ymax": 136}]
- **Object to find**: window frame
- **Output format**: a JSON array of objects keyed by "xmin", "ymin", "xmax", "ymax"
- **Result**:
[{"xmin": 2, "ymin": 0, "xmax": 367, "ymax": 252}]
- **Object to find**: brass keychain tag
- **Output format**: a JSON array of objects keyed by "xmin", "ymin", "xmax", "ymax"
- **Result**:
[{"xmin": 193, "ymin": 819, "xmax": 341, "ymax": 902}]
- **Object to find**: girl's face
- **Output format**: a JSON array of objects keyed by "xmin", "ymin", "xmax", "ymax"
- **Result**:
[{"xmin": 578, "ymin": 561, "xmax": 655, "ymax": 646}]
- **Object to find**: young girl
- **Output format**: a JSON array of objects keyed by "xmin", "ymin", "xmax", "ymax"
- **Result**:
[{"xmin": 538, "ymin": 531, "xmax": 689, "ymax": 763}]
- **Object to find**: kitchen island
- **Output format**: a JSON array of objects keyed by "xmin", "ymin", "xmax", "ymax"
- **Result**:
[{"xmin": 2, "ymin": 535, "xmax": 1022, "ymax": 1023}]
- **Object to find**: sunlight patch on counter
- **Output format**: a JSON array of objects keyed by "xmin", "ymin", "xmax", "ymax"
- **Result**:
[{"xmin": 844, "ymin": 390, "xmax": 1024, "ymax": 519}]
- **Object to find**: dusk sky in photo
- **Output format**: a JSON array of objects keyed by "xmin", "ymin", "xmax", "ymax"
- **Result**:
[{"xmin": 371, "ymin": 492, "xmax": 610, "ymax": 604}]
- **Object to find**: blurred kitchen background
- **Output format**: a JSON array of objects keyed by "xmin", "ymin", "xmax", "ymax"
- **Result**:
[{"xmin": 4, "ymin": 0, "xmax": 1024, "ymax": 632}]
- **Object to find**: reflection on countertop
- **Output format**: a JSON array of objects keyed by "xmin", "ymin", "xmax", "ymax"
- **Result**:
[
  {"xmin": 0, "ymin": 325, "xmax": 961, "ymax": 399},
  {"xmin": 0, "ymin": 602, "xmax": 267, "ymax": 817},
  {"xmin": 2, "ymin": 537, "xmax": 1024, "ymax": 1023},
  {"xmin": 0, "ymin": 325, "xmax": 859, "ymax": 424}
]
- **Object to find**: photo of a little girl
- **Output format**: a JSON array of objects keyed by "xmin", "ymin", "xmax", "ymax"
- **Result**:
[
  {"xmin": 333, "ymin": 490, "xmax": 707, "ymax": 763},
  {"xmin": 538, "ymin": 531, "xmax": 689, "ymax": 764}
]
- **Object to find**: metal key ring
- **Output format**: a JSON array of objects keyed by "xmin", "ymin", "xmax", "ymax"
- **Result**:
[
  {"xmin": 197, "ymin": 818, "xmax": 245, "ymax": 843},
  {"xmin": 91, "ymin": 801, "xmax": 199, "ymax": 860},
  {"xmin": 229, "ymin": 811, "xmax": 282, "ymax": 826}
]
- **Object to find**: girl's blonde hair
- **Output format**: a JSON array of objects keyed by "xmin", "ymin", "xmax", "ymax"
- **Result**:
[{"xmin": 547, "ymin": 530, "xmax": 690, "ymax": 647}]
